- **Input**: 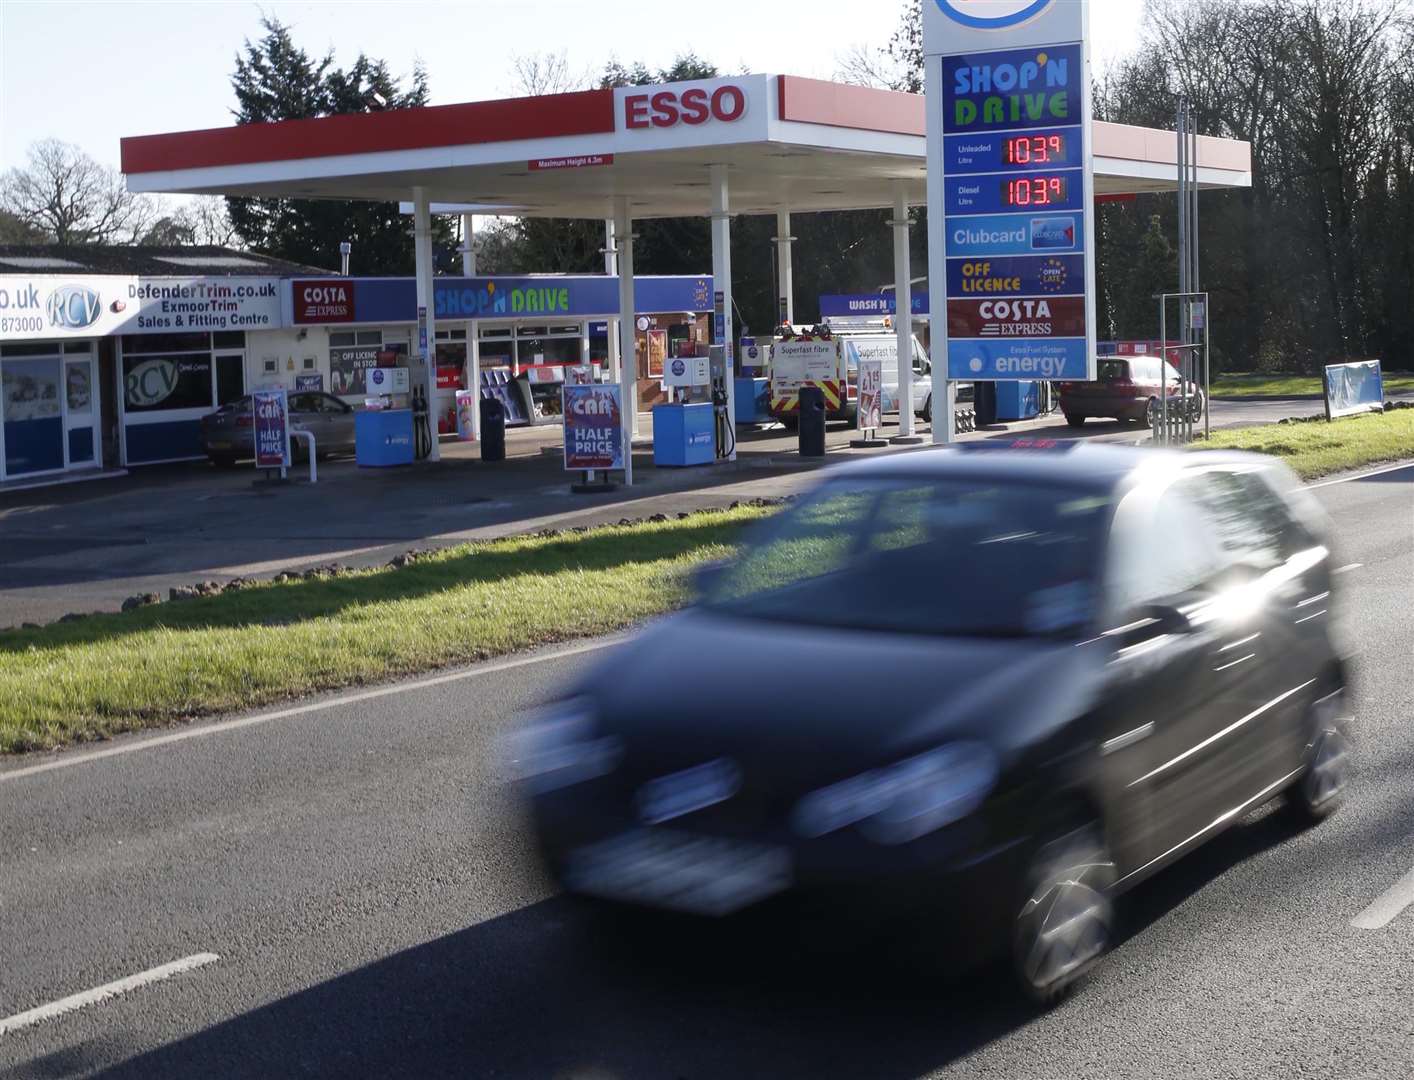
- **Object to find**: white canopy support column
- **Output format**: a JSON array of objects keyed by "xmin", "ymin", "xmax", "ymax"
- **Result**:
[
  {"xmin": 413, "ymin": 187, "xmax": 440, "ymax": 462},
  {"xmin": 603, "ymin": 217, "xmax": 621, "ymax": 390},
  {"xmin": 774, "ymin": 210, "xmax": 794, "ymax": 327},
  {"xmin": 614, "ymin": 198, "xmax": 636, "ymax": 485},
  {"xmin": 711, "ymin": 164, "xmax": 737, "ymax": 462},
  {"xmin": 461, "ymin": 213, "xmax": 481, "ymax": 439},
  {"xmin": 890, "ymin": 184, "xmax": 922, "ymax": 444}
]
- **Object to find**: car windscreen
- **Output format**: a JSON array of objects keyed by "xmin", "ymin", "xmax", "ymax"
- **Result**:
[{"xmin": 702, "ymin": 478, "xmax": 1111, "ymax": 638}]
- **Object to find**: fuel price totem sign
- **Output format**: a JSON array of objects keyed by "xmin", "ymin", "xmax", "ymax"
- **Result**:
[{"xmin": 925, "ymin": 0, "xmax": 1096, "ymax": 383}]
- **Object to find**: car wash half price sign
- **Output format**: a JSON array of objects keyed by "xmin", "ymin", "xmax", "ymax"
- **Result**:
[{"xmin": 925, "ymin": 0, "xmax": 1096, "ymax": 383}]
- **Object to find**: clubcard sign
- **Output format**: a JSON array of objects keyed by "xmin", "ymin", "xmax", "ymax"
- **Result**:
[
  {"xmin": 925, "ymin": 0, "xmax": 1096, "ymax": 383},
  {"xmin": 563, "ymin": 384, "xmax": 624, "ymax": 471},
  {"xmin": 253, "ymin": 389, "xmax": 290, "ymax": 469}
]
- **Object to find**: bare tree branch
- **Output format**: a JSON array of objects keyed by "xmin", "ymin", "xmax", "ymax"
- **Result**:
[{"xmin": 0, "ymin": 139, "xmax": 157, "ymax": 245}]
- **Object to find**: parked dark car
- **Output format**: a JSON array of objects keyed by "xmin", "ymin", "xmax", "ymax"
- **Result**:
[
  {"xmin": 200, "ymin": 391, "xmax": 357, "ymax": 467},
  {"xmin": 1060, "ymin": 356, "xmax": 1204, "ymax": 428},
  {"xmin": 513, "ymin": 443, "xmax": 1349, "ymax": 1003}
]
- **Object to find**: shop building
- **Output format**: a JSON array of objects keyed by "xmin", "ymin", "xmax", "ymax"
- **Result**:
[{"xmin": 0, "ymin": 245, "xmax": 326, "ymax": 484}]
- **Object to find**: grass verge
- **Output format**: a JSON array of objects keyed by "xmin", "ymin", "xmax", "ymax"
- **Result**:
[
  {"xmin": 1211, "ymin": 372, "xmax": 1414, "ymax": 398},
  {"xmin": 0, "ymin": 506, "xmax": 774, "ymax": 754},
  {"xmin": 1197, "ymin": 408, "xmax": 1414, "ymax": 479}
]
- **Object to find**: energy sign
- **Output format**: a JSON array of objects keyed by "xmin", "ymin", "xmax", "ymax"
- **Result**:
[{"xmin": 925, "ymin": 0, "xmax": 1096, "ymax": 383}]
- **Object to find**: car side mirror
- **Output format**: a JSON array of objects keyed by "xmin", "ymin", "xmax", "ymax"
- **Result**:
[{"xmin": 1140, "ymin": 602, "xmax": 1194, "ymax": 636}]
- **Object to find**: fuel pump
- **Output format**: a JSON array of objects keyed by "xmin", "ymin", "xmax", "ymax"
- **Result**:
[{"xmin": 709, "ymin": 345, "xmax": 734, "ymax": 460}]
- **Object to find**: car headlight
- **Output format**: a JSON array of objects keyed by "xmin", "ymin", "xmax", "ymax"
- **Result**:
[
  {"xmin": 507, "ymin": 699, "xmax": 623, "ymax": 795},
  {"xmin": 791, "ymin": 741, "xmax": 999, "ymax": 845}
]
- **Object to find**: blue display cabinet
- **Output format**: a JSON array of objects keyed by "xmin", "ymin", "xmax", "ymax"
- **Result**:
[
  {"xmin": 355, "ymin": 409, "xmax": 415, "ymax": 467},
  {"xmin": 652, "ymin": 403, "xmax": 716, "ymax": 467},
  {"xmin": 734, "ymin": 377, "xmax": 771, "ymax": 424}
]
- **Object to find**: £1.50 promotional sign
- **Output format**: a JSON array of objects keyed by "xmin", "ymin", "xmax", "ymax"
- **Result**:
[{"xmin": 925, "ymin": 0, "xmax": 1096, "ymax": 383}]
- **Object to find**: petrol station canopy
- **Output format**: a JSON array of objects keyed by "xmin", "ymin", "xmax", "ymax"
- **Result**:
[{"xmin": 120, "ymin": 75, "xmax": 1252, "ymax": 215}]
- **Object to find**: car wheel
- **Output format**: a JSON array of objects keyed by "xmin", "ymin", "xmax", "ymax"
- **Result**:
[
  {"xmin": 1012, "ymin": 822, "xmax": 1115, "ymax": 1006},
  {"xmin": 780, "ymin": 416, "xmax": 799, "ymax": 432},
  {"xmin": 1287, "ymin": 691, "xmax": 1351, "ymax": 826},
  {"xmin": 1141, "ymin": 398, "xmax": 1159, "ymax": 430},
  {"xmin": 1064, "ymin": 414, "xmax": 1086, "ymax": 428},
  {"xmin": 922, "ymin": 396, "xmax": 932, "ymax": 424}
]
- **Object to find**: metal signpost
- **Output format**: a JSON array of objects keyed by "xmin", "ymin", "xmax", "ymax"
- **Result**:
[
  {"xmin": 1157, "ymin": 291, "xmax": 1209, "ymax": 445},
  {"xmin": 925, "ymin": 0, "xmax": 1097, "ymax": 444}
]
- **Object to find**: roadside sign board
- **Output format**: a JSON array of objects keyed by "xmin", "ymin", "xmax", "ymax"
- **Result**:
[
  {"xmin": 925, "ymin": 0, "xmax": 1096, "ymax": 384},
  {"xmin": 772, "ymin": 339, "xmax": 838, "ymax": 392},
  {"xmin": 563, "ymin": 384, "xmax": 625, "ymax": 471},
  {"xmin": 252, "ymin": 389, "xmax": 290, "ymax": 469},
  {"xmin": 858, "ymin": 359, "xmax": 883, "ymax": 431}
]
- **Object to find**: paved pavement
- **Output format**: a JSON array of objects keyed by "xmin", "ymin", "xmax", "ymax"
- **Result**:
[
  {"xmin": 0, "ymin": 462, "xmax": 1411, "ymax": 1079},
  {"xmin": 0, "ymin": 395, "xmax": 1383, "ymax": 628}
]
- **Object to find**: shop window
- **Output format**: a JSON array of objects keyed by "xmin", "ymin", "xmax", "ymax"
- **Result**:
[
  {"xmin": 63, "ymin": 341, "xmax": 95, "ymax": 355},
  {"xmin": 122, "ymin": 332, "xmax": 212, "ymax": 355},
  {"xmin": 213, "ymin": 331, "xmax": 246, "ymax": 350},
  {"xmin": 329, "ymin": 331, "xmax": 357, "ymax": 348},
  {"xmin": 517, "ymin": 326, "xmax": 550, "ymax": 338},
  {"xmin": 517, "ymin": 337, "xmax": 581, "ymax": 367},
  {"xmin": 122, "ymin": 352, "xmax": 214, "ymax": 413},
  {"xmin": 357, "ymin": 330, "xmax": 382, "ymax": 347},
  {"xmin": 2, "ymin": 342, "xmax": 67, "ymax": 358},
  {"xmin": 303, "ymin": 357, "xmax": 316, "ymax": 370},
  {"xmin": 263, "ymin": 358, "xmax": 278, "ymax": 374}
]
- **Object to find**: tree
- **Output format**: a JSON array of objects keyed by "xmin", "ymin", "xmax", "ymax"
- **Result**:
[
  {"xmin": 0, "ymin": 207, "xmax": 47, "ymax": 245},
  {"xmin": 510, "ymin": 51, "xmax": 590, "ymax": 97},
  {"xmin": 225, "ymin": 17, "xmax": 453, "ymax": 273},
  {"xmin": 139, "ymin": 197, "xmax": 242, "ymax": 248},
  {"xmin": 0, "ymin": 139, "xmax": 156, "ymax": 245}
]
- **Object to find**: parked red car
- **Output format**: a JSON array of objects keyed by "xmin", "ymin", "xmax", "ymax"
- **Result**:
[{"xmin": 1059, "ymin": 356, "xmax": 1204, "ymax": 428}]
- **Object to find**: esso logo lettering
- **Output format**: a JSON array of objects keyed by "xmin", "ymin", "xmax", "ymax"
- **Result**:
[
  {"xmin": 624, "ymin": 86, "xmax": 747, "ymax": 130},
  {"xmin": 934, "ymin": 0, "xmax": 1055, "ymax": 29}
]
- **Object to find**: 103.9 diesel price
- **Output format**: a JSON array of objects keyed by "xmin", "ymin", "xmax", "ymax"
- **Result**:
[{"xmin": 1001, "ymin": 175, "xmax": 1069, "ymax": 207}]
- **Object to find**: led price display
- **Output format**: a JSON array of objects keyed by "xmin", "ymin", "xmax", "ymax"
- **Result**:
[
  {"xmin": 1001, "ymin": 175, "xmax": 1069, "ymax": 207},
  {"xmin": 1003, "ymin": 133, "xmax": 1067, "ymax": 166}
]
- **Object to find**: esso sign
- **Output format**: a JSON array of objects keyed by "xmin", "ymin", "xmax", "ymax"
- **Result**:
[
  {"xmin": 934, "ymin": 0, "xmax": 1056, "ymax": 29},
  {"xmin": 623, "ymin": 85, "xmax": 747, "ymax": 130}
]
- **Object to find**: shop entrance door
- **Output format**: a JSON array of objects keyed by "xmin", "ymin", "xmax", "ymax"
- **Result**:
[
  {"xmin": 215, "ymin": 352, "xmax": 246, "ymax": 406},
  {"xmin": 2, "ymin": 352, "xmax": 65, "ymax": 479},
  {"xmin": 64, "ymin": 354, "xmax": 98, "ymax": 467}
]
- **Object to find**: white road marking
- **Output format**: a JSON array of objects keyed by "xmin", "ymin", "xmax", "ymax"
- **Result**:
[
  {"xmin": 0, "ymin": 637, "xmax": 622, "ymax": 785},
  {"xmin": 1333, "ymin": 564, "xmax": 1363, "ymax": 575},
  {"xmin": 1352, "ymin": 868, "xmax": 1414, "ymax": 930},
  {"xmin": 0, "ymin": 953, "xmax": 220, "ymax": 1037},
  {"xmin": 1305, "ymin": 461, "xmax": 1414, "ymax": 489}
]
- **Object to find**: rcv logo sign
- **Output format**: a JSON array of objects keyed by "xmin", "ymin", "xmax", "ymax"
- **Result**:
[
  {"xmin": 47, "ymin": 285, "xmax": 102, "ymax": 329},
  {"xmin": 935, "ymin": 0, "xmax": 1055, "ymax": 29},
  {"xmin": 126, "ymin": 358, "xmax": 178, "ymax": 408}
]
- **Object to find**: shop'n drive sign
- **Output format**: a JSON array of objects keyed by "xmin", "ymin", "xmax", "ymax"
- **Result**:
[
  {"xmin": 622, "ymin": 84, "xmax": 747, "ymax": 129},
  {"xmin": 294, "ymin": 280, "xmax": 355, "ymax": 323},
  {"xmin": 925, "ymin": 0, "xmax": 1096, "ymax": 383}
]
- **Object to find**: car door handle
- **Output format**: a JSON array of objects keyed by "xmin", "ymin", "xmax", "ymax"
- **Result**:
[{"xmin": 1101, "ymin": 723, "xmax": 1155, "ymax": 756}]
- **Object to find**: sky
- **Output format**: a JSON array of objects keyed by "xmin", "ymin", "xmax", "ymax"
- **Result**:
[{"xmin": 0, "ymin": 0, "xmax": 1147, "ymax": 175}]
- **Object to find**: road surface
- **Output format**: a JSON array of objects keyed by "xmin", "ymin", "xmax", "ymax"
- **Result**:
[{"xmin": 1, "ymin": 462, "xmax": 1411, "ymax": 1078}]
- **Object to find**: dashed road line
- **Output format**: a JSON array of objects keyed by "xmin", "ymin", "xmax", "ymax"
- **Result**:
[{"xmin": 1352, "ymin": 868, "xmax": 1414, "ymax": 931}]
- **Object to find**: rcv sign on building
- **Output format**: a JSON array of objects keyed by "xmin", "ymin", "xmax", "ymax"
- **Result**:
[{"xmin": 925, "ymin": 0, "xmax": 1096, "ymax": 383}]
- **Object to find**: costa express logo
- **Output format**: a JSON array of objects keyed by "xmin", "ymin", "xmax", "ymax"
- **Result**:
[
  {"xmin": 296, "ymin": 281, "xmax": 355, "ymax": 323},
  {"xmin": 947, "ymin": 46, "xmax": 1077, "ymax": 131},
  {"xmin": 935, "ymin": 0, "xmax": 1056, "ymax": 29},
  {"xmin": 436, "ymin": 281, "xmax": 574, "ymax": 318}
]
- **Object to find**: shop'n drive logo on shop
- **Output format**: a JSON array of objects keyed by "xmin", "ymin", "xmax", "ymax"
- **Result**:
[
  {"xmin": 934, "ymin": 0, "xmax": 1056, "ymax": 29},
  {"xmin": 622, "ymin": 85, "xmax": 747, "ymax": 130},
  {"xmin": 436, "ymin": 282, "xmax": 573, "ymax": 319}
]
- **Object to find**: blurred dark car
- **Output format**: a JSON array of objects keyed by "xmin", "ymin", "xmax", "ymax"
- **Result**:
[
  {"xmin": 1060, "ymin": 356, "xmax": 1204, "ymax": 428},
  {"xmin": 513, "ymin": 443, "xmax": 1350, "ymax": 1003},
  {"xmin": 200, "ymin": 391, "xmax": 356, "ymax": 467}
]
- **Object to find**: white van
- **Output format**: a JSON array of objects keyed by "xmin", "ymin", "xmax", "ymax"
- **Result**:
[{"xmin": 841, "ymin": 334, "xmax": 934, "ymax": 422}]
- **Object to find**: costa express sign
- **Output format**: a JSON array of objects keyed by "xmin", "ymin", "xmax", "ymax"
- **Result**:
[
  {"xmin": 623, "ymin": 84, "xmax": 747, "ymax": 130},
  {"xmin": 294, "ymin": 280, "xmax": 356, "ymax": 323}
]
